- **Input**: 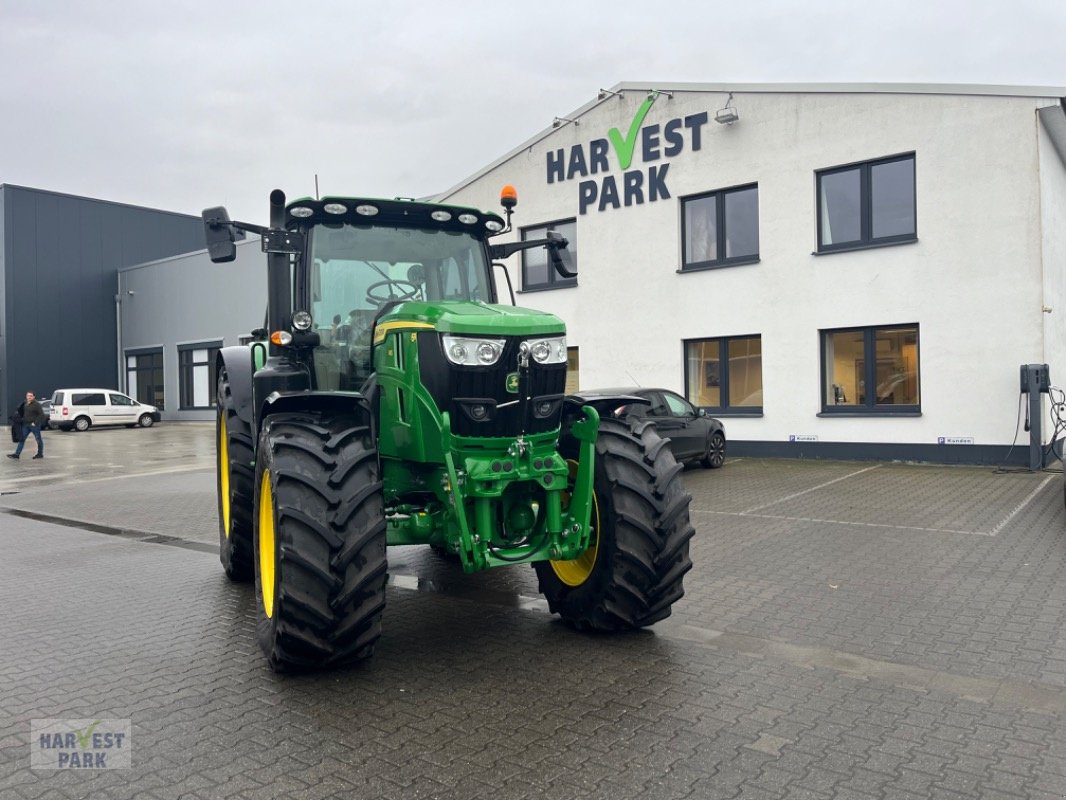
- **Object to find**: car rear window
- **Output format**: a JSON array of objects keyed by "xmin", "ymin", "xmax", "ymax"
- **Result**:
[
  {"xmin": 72, "ymin": 393, "xmax": 106, "ymax": 405},
  {"xmin": 53, "ymin": 392, "xmax": 65, "ymax": 405}
]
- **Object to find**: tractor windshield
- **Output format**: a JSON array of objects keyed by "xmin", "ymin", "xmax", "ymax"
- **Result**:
[
  {"xmin": 307, "ymin": 221, "xmax": 493, "ymax": 391},
  {"xmin": 309, "ymin": 222, "xmax": 492, "ymax": 319}
]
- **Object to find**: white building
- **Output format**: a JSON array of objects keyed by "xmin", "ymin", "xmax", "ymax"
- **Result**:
[
  {"xmin": 432, "ymin": 83, "xmax": 1066, "ymax": 464},
  {"xmin": 119, "ymin": 83, "xmax": 1066, "ymax": 465}
]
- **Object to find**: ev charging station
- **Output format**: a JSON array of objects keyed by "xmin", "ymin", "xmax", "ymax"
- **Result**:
[{"xmin": 1020, "ymin": 363, "xmax": 1051, "ymax": 470}]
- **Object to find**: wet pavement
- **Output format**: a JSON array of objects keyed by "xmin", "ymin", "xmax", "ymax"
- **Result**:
[{"xmin": 1, "ymin": 423, "xmax": 1065, "ymax": 799}]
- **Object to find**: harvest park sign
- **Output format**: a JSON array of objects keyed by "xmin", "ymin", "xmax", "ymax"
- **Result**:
[{"xmin": 545, "ymin": 94, "xmax": 709, "ymax": 215}]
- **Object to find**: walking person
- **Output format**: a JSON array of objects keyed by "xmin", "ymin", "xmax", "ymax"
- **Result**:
[{"xmin": 8, "ymin": 391, "xmax": 44, "ymax": 459}]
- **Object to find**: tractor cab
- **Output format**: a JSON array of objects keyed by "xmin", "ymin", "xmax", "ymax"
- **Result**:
[{"xmin": 304, "ymin": 213, "xmax": 497, "ymax": 391}]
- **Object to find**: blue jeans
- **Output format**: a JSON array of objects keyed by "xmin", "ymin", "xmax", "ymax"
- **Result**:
[{"xmin": 14, "ymin": 423, "xmax": 42, "ymax": 456}]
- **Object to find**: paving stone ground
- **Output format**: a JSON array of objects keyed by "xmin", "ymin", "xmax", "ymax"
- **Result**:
[{"xmin": 1, "ymin": 425, "xmax": 1065, "ymax": 799}]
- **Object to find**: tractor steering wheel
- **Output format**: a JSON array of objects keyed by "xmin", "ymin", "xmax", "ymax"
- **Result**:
[{"xmin": 365, "ymin": 280, "xmax": 421, "ymax": 307}]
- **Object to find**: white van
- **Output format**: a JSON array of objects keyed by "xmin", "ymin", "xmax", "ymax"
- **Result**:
[{"xmin": 50, "ymin": 389, "xmax": 161, "ymax": 432}]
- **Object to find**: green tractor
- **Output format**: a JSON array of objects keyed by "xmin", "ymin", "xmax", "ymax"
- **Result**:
[{"xmin": 202, "ymin": 187, "xmax": 694, "ymax": 671}]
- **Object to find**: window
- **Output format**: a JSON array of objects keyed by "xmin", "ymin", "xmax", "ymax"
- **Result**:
[
  {"xmin": 684, "ymin": 335, "xmax": 763, "ymax": 413},
  {"xmin": 817, "ymin": 154, "xmax": 916, "ymax": 252},
  {"xmin": 179, "ymin": 343, "xmax": 222, "ymax": 409},
  {"xmin": 109, "ymin": 393, "xmax": 135, "ymax": 406},
  {"xmin": 521, "ymin": 219, "xmax": 577, "ymax": 290},
  {"xmin": 126, "ymin": 349, "xmax": 164, "ymax": 410},
  {"xmin": 565, "ymin": 347, "xmax": 580, "ymax": 395},
  {"xmin": 821, "ymin": 324, "xmax": 920, "ymax": 413},
  {"xmin": 72, "ymin": 393, "xmax": 106, "ymax": 406},
  {"xmin": 682, "ymin": 184, "xmax": 759, "ymax": 270}
]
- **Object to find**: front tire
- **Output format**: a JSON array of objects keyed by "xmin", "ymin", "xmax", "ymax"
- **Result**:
[
  {"xmin": 534, "ymin": 417, "xmax": 695, "ymax": 631},
  {"xmin": 138, "ymin": 414, "xmax": 154, "ymax": 428},
  {"xmin": 253, "ymin": 412, "xmax": 387, "ymax": 671},
  {"xmin": 701, "ymin": 431, "xmax": 726, "ymax": 469},
  {"xmin": 217, "ymin": 370, "xmax": 254, "ymax": 582}
]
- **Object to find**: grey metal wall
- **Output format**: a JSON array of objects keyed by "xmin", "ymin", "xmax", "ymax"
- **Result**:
[
  {"xmin": 0, "ymin": 185, "xmax": 206, "ymax": 419},
  {"xmin": 118, "ymin": 239, "xmax": 267, "ymax": 421}
]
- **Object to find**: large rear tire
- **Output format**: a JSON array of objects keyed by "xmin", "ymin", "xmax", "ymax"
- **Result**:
[
  {"xmin": 253, "ymin": 412, "xmax": 386, "ymax": 671},
  {"xmin": 534, "ymin": 417, "xmax": 695, "ymax": 630},
  {"xmin": 217, "ymin": 371, "xmax": 254, "ymax": 582}
]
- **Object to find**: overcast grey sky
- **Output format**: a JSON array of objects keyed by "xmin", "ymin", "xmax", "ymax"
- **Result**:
[{"xmin": 2, "ymin": 1, "xmax": 1064, "ymax": 223}]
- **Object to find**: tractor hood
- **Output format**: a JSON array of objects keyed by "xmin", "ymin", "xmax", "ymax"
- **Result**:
[{"xmin": 380, "ymin": 301, "xmax": 565, "ymax": 337}]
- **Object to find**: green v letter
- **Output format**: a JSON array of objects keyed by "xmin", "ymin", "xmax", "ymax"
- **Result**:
[{"xmin": 607, "ymin": 96, "xmax": 656, "ymax": 171}]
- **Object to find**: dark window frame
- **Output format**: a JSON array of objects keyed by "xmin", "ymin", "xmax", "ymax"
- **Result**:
[
  {"xmin": 816, "ymin": 153, "xmax": 917, "ymax": 254},
  {"xmin": 680, "ymin": 182, "xmax": 760, "ymax": 272},
  {"xmin": 819, "ymin": 323, "xmax": 921, "ymax": 415},
  {"xmin": 519, "ymin": 218, "xmax": 577, "ymax": 292},
  {"xmin": 682, "ymin": 334, "xmax": 764, "ymax": 416},
  {"xmin": 126, "ymin": 347, "xmax": 165, "ymax": 411},
  {"xmin": 178, "ymin": 341, "xmax": 222, "ymax": 410}
]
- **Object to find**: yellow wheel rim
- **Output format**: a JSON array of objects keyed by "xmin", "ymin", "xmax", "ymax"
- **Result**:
[
  {"xmin": 219, "ymin": 415, "xmax": 231, "ymax": 538},
  {"xmin": 549, "ymin": 461, "xmax": 600, "ymax": 587},
  {"xmin": 258, "ymin": 471, "xmax": 276, "ymax": 618}
]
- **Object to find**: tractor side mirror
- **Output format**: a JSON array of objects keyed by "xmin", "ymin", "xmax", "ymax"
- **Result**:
[
  {"xmin": 202, "ymin": 206, "xmax": 237, "ymax": 263},
  {"xmin": 546, "ymin": 230, "xmax": 576, "ymax": 279}
]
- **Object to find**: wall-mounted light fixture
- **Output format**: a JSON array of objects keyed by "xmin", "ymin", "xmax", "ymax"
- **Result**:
[
  {"xmin": 715, "ymin": 92, "xmax": 739, "ymax": 124},
  {"xmin": 597, "ymin": 88, "xmax": 623, "ymax": 100},
  {"xmin": 647, "ymin": 89, "xmax": 674, "ymax": 101},
  {"xmin": 552, "ymin": 116, "xmax": 579, "ymax": 128}
]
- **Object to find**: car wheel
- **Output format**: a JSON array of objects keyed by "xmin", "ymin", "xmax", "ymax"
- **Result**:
[
  {"xmin": 73, "ymin": 416, "xmax": 91, "ymax": 432},
  {"xmin": 701, "ymin": 431, "xmax": 726, "ymax": 469},
  {"xmin": 138, "ymin": 414, "xmax": 154, "ymax": 428}
]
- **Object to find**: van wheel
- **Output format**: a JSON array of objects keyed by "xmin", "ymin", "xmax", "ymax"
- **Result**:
[
  {"xmin": 73, "ymin": 417, "xmax": 91, "ymax": 432},
  {"xmin": 138, "ymin": 414, "xmax": 155, "ymax": 428}
]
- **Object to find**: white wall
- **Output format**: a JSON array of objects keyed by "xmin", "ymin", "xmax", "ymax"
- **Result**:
[
  {"xmin": 442, "ymin": 89, "xmax": 1063, "ymax": 450},
  {"xmin": 1039, "ymin": 109, "xmax": 1066, "ymax": 418}
]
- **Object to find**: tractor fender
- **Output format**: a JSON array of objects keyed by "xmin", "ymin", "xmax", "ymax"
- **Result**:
[
  {"xmin": 216, "ymin": 347, "xmax": 256, "ymax": 428},
  {"xmin": 258, "ymin": 391, "xmax": 374, "ymax": 440}
]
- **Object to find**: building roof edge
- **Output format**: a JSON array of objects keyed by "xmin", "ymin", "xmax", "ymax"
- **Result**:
[
  {"xmin": 0, "ymin": 183, "xmax": 201, "ymax": 221},
  {"xmin": 432, "ymin": 81, "xmax": 1066, "ymax": 203}
]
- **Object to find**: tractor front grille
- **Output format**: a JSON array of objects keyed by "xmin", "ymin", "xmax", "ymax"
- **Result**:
[{"xmin": 417, "ymin": 332, "xmax": 566, "ymax": 438}]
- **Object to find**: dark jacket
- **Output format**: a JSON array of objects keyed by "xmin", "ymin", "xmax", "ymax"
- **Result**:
[{"xmin": 22, "ymin": 400, "xmax": 45, "ymax": 427}]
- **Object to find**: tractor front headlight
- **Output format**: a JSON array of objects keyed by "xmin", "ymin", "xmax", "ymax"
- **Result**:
[
  {"xmin": 291, "ymin": 310, "xmax": 313, "ymax": 331},
  {"xmin": 526, "ymin": 335, "xmax": 567, "ymax": 364},
  {"xmin": 442, "ymin": 335, "xmax": 505, "ymax": 366}
]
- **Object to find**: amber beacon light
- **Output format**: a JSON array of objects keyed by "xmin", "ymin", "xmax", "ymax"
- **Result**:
[{"xmin": 500, "ymin": 185, "xmax": 518, "ymax": 210}]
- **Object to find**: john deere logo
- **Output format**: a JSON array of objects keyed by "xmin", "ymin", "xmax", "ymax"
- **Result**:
[{"xmin": 505, "ymin": 373, "xmax": 519, "ymax": 393}]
